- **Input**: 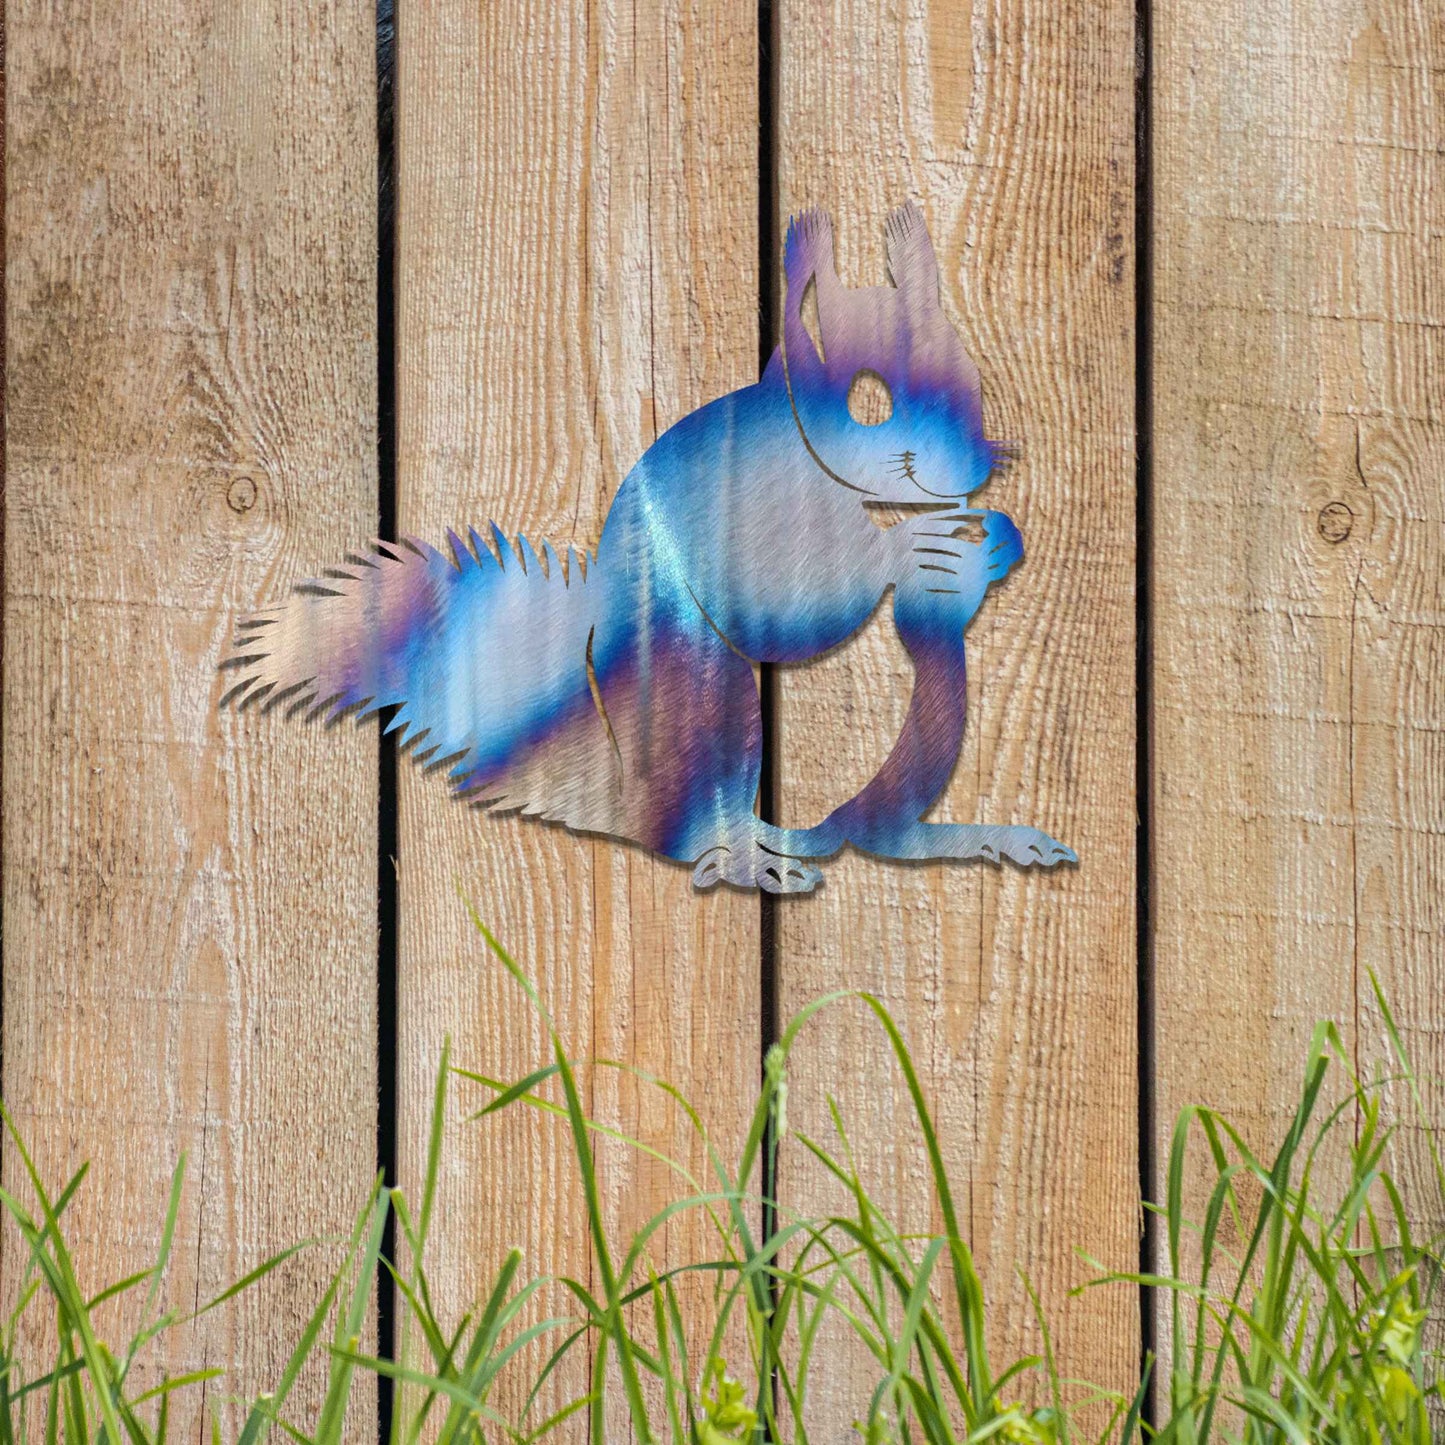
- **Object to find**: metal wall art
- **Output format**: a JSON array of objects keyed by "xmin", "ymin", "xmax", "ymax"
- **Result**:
[{"xmin": 223, "ymin": 203, "xmax": 1076, "ymax": 892}]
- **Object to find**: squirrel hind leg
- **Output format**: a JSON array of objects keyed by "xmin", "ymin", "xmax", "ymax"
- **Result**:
[{"xmin": 691, "ymin": 836, "xmax": 825, "ymax": 895}]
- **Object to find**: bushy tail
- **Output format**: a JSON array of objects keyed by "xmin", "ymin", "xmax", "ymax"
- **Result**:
[{"xmin": 222, "ymin": 528, "xmax": 604, "ymax": 805}]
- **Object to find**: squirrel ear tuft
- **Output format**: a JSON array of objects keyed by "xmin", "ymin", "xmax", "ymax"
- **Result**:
[
  {"xmin": 884, "ymin": 201, "xmax": 940, "ymax": 300},
  {"xmin": 782, "ymin": 209, "xmax": 838, "ymax": 372},
  {"xmin": 784, "ymin": 208, "xmax": 837, "ymax": 292}
]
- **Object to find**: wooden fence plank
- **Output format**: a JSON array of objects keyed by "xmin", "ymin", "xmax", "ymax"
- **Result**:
[
  {"xmin": 4, "ymin": 0, "xmax": 379, "ymax": 1432},
  {"xmin": 773, "ymin": 0, "xmax": 1139, "ymax": 1424},
  {"xmin": 1153, "ymin": 0, "xmax": 1444, "ymax": 1317},
  {"xmin": 394, "ymin": 0, "xmax": 759, "ymax": 1426}
]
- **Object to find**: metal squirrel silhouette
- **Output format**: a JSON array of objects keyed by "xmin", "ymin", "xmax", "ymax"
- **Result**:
[{"xmin": 223, "ymin": 203, "xmax": 1076, "ymax": 892}]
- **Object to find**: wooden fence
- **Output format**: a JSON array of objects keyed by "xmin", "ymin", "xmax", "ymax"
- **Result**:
[{"xmin": 4, "ymin": 0, "xmax": 1440, "ymax": 1435}]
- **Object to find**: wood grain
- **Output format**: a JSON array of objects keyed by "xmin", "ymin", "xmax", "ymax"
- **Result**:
[
  {"xmin": 773, "ymin": 0, "xmax": 1139, "ymax": 1423},
  {"xmin": 3, "ymin": 0, "xmax": 378, "ymax": 1434},
  {"xmin": 394, "ymin": 0, "xmax": 759, "ymax": 1427},
  {"xmin": 1152, "ymin": 0, "xmax": 1444, "ymax": 1332}
]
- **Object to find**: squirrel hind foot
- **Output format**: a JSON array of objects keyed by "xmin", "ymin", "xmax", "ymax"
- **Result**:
[{"xmin": 692, "ymin": 841, "xmax": 824, "ymax": 895}]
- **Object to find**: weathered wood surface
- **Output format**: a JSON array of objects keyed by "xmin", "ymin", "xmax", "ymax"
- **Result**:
[
  {"xmin": 393, "ymin": 0, "xmax": 759, "ymax": 1424},
  {"xmin": 773, "ymin": 0, "xmax": 1140, "ymax": 1422},
  {"xmin": 3, "ymin": 0, "xmax": 379, "ymax": 1433},
  {"xmin": 1152, "ymin": 0, "xmax": 1444, "ymax": 1308},
  {"xmin": 8, "ymin": 0, "xmax": 1445, "ymax": 1430}
]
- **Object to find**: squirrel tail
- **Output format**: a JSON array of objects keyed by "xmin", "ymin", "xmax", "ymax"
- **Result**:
[{"xmin": 222, "ymin": 528, "xmax": 608, "ymax": 811}]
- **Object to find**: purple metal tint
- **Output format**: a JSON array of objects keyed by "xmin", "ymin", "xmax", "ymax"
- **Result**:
[{"xmin": 222, "ymin": 203, "xmax": 1075, "ymax": 892}]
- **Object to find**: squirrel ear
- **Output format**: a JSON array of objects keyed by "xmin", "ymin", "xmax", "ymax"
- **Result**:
[
  {"xmin": 783, "ymin": 209, "xmax": 837, "ymax": 371},
  {"xmin": 884, "ymin": 201, "xmax": 940, "ymax": 301},
  {"xmin": 784, "ymin": 208, "xmax": 837, "ymax": 293}
]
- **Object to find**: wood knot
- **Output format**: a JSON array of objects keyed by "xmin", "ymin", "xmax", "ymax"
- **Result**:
[
  {"xmin": 227, "ymin": 475, "xmax": 258, "ymax": 513},
  {"xmin": 1317, "ymin": 501, "xmax": 1354, "ymax": 543}
]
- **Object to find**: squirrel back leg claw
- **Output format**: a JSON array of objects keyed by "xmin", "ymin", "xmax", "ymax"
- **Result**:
[{"xmin": 692, "ymin": 840, "xmax": 824, "ymax": 894}]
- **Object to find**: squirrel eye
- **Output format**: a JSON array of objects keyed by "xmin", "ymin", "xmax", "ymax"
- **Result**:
[{"xmin": 847, "ymin": 370, "xmax": 893, "ymax": 426}]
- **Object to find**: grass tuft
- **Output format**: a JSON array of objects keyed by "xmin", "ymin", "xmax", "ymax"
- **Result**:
[{"xmin": 0, "ymin": 915, "xmax": 1437, "ymax": 1444}]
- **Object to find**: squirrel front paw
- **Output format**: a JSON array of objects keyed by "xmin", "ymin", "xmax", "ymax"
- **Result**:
[
  {"xmin": 976, "ymin": 509, "xmax": 1023, "ymax": 582},
  {"xmin": 904, "ymin": 508, "xmax": 1022, "ymax": 607}
]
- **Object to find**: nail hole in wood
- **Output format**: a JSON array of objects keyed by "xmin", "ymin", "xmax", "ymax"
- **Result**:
[
  {"xmin": 1317, "ymin": 501, "xmax": 1353, "ymax": 543},
  {"xmin": 228, "ymin": 476, "xmax": 259, "ymax": 513}
]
